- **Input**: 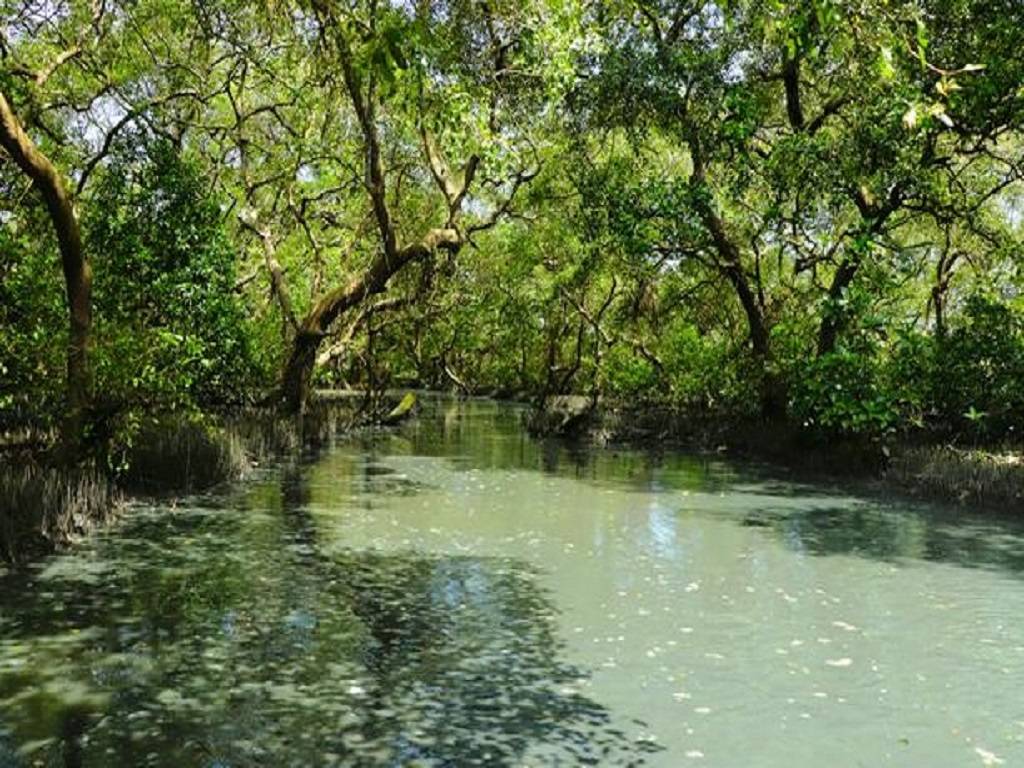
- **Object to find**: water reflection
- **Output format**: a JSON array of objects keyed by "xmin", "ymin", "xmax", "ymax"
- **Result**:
[
  {"xmin": 4, "ymin": 399, "xmax": 1024, "ymax": 767},
  {"xmin": 741, "ymin": 499, "xmax": 1024, "ymax": 575},
  {"xmin": 0, "ymin": 471, "xmax": 658, "ymax": 766}
]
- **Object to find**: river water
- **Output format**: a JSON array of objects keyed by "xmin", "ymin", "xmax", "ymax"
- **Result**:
[{"xmin": 2, "ymin": 399, "xmax": 1024, "ymax": 766}]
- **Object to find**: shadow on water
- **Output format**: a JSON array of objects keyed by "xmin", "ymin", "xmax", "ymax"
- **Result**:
[
  {"xmin": 0, "ymin": 451, "xmax": 660, "ymax": 767},
  {"xmin": 740, "ymin": 499, "xmax": 1024, "ymax": 576}
]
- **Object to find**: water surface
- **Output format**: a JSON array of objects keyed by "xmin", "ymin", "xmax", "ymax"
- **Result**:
[{"xmin": 3, "ymin": 400, "xmax": 1024, "ymax": 766}]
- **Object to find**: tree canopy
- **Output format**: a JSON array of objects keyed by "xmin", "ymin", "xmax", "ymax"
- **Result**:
[{"xmin": 2, "ymin": 0, "xmax": 1023, "ymax": 451}]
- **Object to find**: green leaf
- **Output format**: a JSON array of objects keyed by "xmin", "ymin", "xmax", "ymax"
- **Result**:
[{"xmin": 877, "ymin": 46, "xmax": 895, "ymax": 81}]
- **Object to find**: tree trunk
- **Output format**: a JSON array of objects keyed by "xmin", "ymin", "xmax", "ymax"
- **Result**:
[
  {"xmin": 279, "ymin": 234, "xmax": 455, "ymax": 414},
  {"xmin": 720, "ymin": 264, "xmax": 785, "ymax": 417},
  {"xmin": 932, "ymin": 285, "xmax": 947, "ymax": 341},
  {"xmin": 816, "ymin": 259, "xmax": 859, "ymax": 357},
  {"xmin": 281, "ymin": 330, "xmax": 322, "ymax": 416},
  {"xmin": 721, "ymin": 264, "xmax": 770, "ymax": 359},
  {"xmin": 700, "ymin": 187, "xmax": 772, "ymax": 362},
  {"xmin": 817, "ymin": 183, "xmax": 904, "ymax": 357},
  {"xmin": 0, "ymin": 91, "xmax": 92, "ymax": 447},
  {"xmin": 686, "ymin": 132, "xmax": 782, "ymax": 419},
  {"xmin": 698, "ymin": 188, "xmax": 781, "ymax": 418},
  {"xmin": 930, "ymin": 244, "xmax": 958, "ymax": 343}
]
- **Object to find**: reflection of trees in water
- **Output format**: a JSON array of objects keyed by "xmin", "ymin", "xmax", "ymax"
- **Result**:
[
  {"xmin": 338, "ymin": 551, "xmax": 654, "ymax": 766},
  {"xmin": 270, "ymin": 464, "xmax": 656, "ymax": 766},
  {"xmin": 397, "ymin": 399, "xmax": 729, "ymax": 496},
  {"xmin": 0, "ymin": 460, "xmax": 656, "ymax": 767},
  {"xmin": 743, "ymin": 503, "xmax": 1024, "ymax": 574},
  {"xmin": 77, "ymin": 550, "xmax": 655, "ymax": 767}
]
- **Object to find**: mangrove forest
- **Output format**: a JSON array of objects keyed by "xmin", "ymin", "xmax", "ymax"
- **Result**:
[{"xmin": 2, "ymin": 0, "xmax": 1024, "ymax": 765}]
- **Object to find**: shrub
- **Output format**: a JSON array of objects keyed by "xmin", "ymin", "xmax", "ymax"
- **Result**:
[
  {"xmin": 790, "ymin": 347, "xmax": 901, "ymax": 438},
  {"xmin": 87, "ymin": 135, "xmax": 262, "ymax": 412},
  {"xmin": 930, "ymin": 295, "xmax": 1024, "ymax": 440}
]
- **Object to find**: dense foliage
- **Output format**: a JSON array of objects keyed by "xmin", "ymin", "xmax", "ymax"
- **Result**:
[
  {"xmin": 1, "ymin": 0, "xmax": 1023, "ymax": 452},
  {"xmin": 88, "ymin": 138, "xmax": 260, "ymax": 412}
]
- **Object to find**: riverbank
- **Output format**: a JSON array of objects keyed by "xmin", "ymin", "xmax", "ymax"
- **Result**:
[
  {"xmin": 0, "ymin": 398, "xmax": 379, "ymax": 564},
  {"xmin": 5, "ymin": 391, "xmax": 1022, "ymax": 564},
  {"xmin": 526, "ymin": 395, "xmax": 1024, "ymax": 511},
  {"xmin": 886, "ymin": 444, "xmax": 1024, "ymax": 508},
  {"xmin": 0, "ymin": 420, "xmax": 245, "ymax": 563}
]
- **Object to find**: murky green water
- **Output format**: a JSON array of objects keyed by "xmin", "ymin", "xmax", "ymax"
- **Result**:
[{"xmin": 3, "ymin": 400, "xmax": 1024, "ymax": 767}]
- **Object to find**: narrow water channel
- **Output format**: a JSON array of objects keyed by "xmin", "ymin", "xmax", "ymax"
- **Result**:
[{"xmin": 2, "ymin": 399, "xmax": 1024, "ymax": 766}]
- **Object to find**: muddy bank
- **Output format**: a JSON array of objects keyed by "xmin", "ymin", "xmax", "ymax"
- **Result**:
[
  {"xmin": 0, "ymin": 396, "xmax": 387, "ymax": 564},
  {"xmin": 886, "ymin": 445, "xmax": 1024, "ymax": 508},
  {"xmin": 0, "ymin": 462, "xmax": 119, "ymax": 563},
  {"xmin": 526, "ymin": 396, "xmax": 1024, "ymax": 511}
]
